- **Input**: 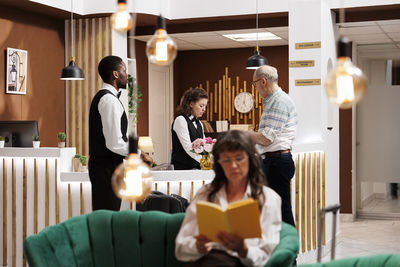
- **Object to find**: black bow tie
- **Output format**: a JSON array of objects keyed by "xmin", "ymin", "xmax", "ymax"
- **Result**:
[
  {"xmin": 117, "ymin": 91, "xmax": 121, "ymax": 98},
  {"xmin": 191, "ymin": 117, "xmax": 199, "ymax": 123}
]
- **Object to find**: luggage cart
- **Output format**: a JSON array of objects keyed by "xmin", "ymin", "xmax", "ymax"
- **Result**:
[{"xmin": 317, "ymin": 204, "xmax": 341, "ymax": 262}]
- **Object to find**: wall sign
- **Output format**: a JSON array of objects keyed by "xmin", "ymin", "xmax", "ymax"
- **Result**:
[
  {"xmin": 295, "ymin": 79, "xmax": 321, "ymax": 86},
  {"xmin": 6, "ymin": 47, "xmax": 28, "ymax": 95},
  {"xmin": 289, "ymin": 60, "xmax": 315, "ymax": 67},
  {"xmin": 295, "ymin": 42, "xmax": 321, "ymax": 49}
]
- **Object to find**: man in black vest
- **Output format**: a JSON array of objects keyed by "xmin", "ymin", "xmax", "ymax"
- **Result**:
[{"xmin": 88, "ymin": 55, "xmax": 129, "ymax": 211}]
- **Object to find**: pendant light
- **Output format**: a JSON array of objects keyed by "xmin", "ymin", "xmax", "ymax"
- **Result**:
[
  {"xmin": 246, "ymin": 0, "xmax": 268, "ymax": 69},
  {"xmin": 324, "ymin": 7, "xmax": 367, "ymax": 109},
  {"xmin": 111, "ymin": 0, "xmax": 133, "ymax": 32},
  {"xmin": 112, "ymin": 136, "xmax": 153, "ymax": 202},
  {"xmin": 146, "ymin": 15, "xmax": 177, "ymax": 66},
  {"xmin": 60, "ymin": 0, "xmax": 84, "ymax": 81}
]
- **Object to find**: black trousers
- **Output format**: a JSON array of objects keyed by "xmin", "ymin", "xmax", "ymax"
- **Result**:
[
  {"xmin": 88, "ymin": 157, "xmax": 122, "ymax": 211},
  {"xmin": 183, "ymin": 250, "xmax": 245, "ymax": 267},
  {"xmin": 262, "ymin": 152, "xmax": 296, "ymax": 227}
]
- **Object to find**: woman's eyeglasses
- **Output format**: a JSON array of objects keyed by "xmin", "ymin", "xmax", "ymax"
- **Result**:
[{"xmin": 218, "ymin": 155, "xmax": 248, "ymax": 166}]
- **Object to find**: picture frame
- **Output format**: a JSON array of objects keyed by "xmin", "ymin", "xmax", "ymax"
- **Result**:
[{"xmin": 6, "ymin": 47, "xmax": 28, "ymax": 95}]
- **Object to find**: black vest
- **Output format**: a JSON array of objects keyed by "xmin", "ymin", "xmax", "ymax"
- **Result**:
[
  {"xmin": 89, "ymin": 89, "xmax": 127, "ymax": 160},
  {"xmin": 171, "ymin": 115, "xmax": 203, "ymax": 170}
]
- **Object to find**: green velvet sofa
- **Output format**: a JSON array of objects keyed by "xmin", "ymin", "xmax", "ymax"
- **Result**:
[{"xmin": 24, "ymin": 210, "xmax": 299, "ymax": 267}]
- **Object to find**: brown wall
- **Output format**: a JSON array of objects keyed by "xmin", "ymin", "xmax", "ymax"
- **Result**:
[
  {"xmin": 174, "ymin": 46, "xmax": 289, "ymax": 116},
  {"xmin": 135, "ymin": 40, "xmax": 149, "ymax": 136},
  {"xmin": 0, "ymin": 5, "xmax": 65, "ymax": 147}
]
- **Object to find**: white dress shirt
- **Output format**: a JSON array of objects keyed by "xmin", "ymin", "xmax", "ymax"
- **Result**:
[
  {"xmin": 98, "ymin": 83, "xmax": 129, "ymax": 157},
  {"xmin": 175, "ymin": 184, "xmax": 282, "ymax": 267},
  {"xmin": 172, "ymin": 115, "xmax": 205, "ymax": 162}
]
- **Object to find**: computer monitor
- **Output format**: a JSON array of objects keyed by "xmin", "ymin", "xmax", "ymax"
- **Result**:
[{"xmin": 0, "ymin": 120, "xmax": 39, "ymax": 147}]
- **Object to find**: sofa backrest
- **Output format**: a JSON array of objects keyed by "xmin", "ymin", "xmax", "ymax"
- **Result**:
[{"xmin": 24, "ymin": 210, "xmax": 185, "ymax": 267}]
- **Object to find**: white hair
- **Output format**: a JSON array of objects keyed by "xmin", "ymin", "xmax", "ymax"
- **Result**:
[{"xmin": 255, "ymin": 65, "xmax": 278, "ymax": 83}]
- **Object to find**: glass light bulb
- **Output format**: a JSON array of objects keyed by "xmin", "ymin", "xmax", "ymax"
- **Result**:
[
  {"xmin": 325, "ymin": 57, "xmax": 367, "ymax": 109},
  {"xmin": 110, "ymin": 3, "xmax": 132, "ymax": 32},
  {"xmin": 112, "ymin": 153, "xmax": 153, "ymax": 202},
  {"xmin": 146, "ymin": 29, "xmax": 177, "ymax": 66}
]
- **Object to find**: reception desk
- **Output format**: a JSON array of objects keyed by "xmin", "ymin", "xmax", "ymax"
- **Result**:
[{"xmin": 0, "ymin": 148, "xmax": 214, "ymax": 267}]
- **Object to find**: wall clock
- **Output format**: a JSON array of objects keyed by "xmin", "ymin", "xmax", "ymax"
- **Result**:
[{"xmin": 234, "ymin": 92, "xmax": 254, "ymax": 113}]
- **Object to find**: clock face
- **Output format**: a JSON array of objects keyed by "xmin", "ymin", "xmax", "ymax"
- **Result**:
[{"xmin": 234, "ymin": 92, "xmax": 254, "ymax": 113}]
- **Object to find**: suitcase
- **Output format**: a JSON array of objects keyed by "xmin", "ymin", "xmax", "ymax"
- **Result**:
[
  {"xmin": 317, "ymin": 204, "xmax": 341, "ymax": 262},
  {"xmin": 136, "ymin": 190, "xmax": 190, "ymax": 214}
]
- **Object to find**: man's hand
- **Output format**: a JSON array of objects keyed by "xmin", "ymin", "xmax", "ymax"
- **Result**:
[
  {"xmin": 248, "ymin": 131, "xmax": 272, "ymax": 146},
  {"xmin": 140, "ymin": 152, "xmax": 153, "ymax": 166}
]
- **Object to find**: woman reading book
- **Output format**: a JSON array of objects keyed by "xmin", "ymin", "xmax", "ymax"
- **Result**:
[{"xmin": 175, "ymin": 130, "xmax": 282, "ymax": 267}]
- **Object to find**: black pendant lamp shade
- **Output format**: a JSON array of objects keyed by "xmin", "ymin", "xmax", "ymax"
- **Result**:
[
  {"xmin": 246, "ymin": 49, "xmax": 268, "ymax": 69},
  {"xmin": 60, "ymin": 59, "xmax": 84, "ymax": 80}
]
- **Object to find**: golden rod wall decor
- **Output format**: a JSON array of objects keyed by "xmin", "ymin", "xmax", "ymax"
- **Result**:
[
  {"xmin": 301, "ymin": 154, "xmax": 306, "ymax": 252},
  {"xmin": 68, "ymin": 184, "xmax": 72, "ymax": 218},
  {"xmin": 322, "ymin": 152, "xmax": 326, "ymax": 245},
  {"xmin": 306, "ymin": 153, "xmax": 311, "ymax": 251},
  {"xmin": 55, "ymin": 160, "xmax": 59, "ymax": 224},
  {"xmin": 34, "ymin": 159, "xmax": 38, "ymax": 234},
  {"xmin": 23, "ymin": 160, "xmax": 27, "ymax": 267},
  {"xmin": 295, "ymin": 154, "xmax": 300, "ymax": 232},
  {"xmin": 12, "ymin": 159, "xmax": 16, "ymax": 267},
  {"xmin": 2, "ymin": 158, "xmax": 7, "ymax": 266},
  {"xmin": 45, "ymin": 159, "xmax": 49, "ymax": 227},
  {"xmin": 80, "ymin": 183, "xmax": 84, "ymax": 215}
]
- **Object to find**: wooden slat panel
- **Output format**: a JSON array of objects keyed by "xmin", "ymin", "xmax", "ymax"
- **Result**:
[
  {"xmin": 322, "ymin": 152, "xmax": 326, "ymax": 245},
  {"xmin": 34, "ymin": 159, "xmax": 38, "ymax": 234},
  {"xmin": 80, "ymin": 183, "xmax": 84, "ymax": 215},
  {"xmin": 317, "ymin": 152, "xmax": 321, "ymax": 248},
  {"xmin": 295, "ymin": 154, "xmax": 300, "ymax": 232},
  {"xmin": 68, "ymin": 184, "xmax": 72, "ymax": 218},
  {"xmin": 12, "ymin": 159, "xmax": 16, "ymax": 267},
  {"xmin": 301, "ymin": 154, "xmax": 306, "ymax": 252},
  {"xmin": 23, "ymin": 159, "xmax": 27, "ymax": 267},
  {"xmin": 108, "ymin": 17, "xmax": 112, "ymax": 54},
  {"xmin": 68, "ymin": 21, "xmax": 74, "ymax": 147},
  {"xmin": 312, "ymin": 152, "xmax": 317, "ymax": 249},
  {"xmin": 306, "ymin": 153, "xmax": 311, "ymax": 251},
  {"xmin": 75, "ymin": 19, "xmax": 81, "ymax": 153},
  {"xmin": 167, "ymin": 181, "xmax": 170, "ymax": 195},
  {"xmin": 88, "ymin": 19, "xmax": 93, "ymax": 102},
  {"xmin": 95, "ymin": 18, "xmax": 100, "ymax": 92},
  {"xmin": 190, "ymin": 181, "xmax": 194, "ymax": 202},
  {"xmin": 82, "ymin": 19, "xmax": 87, "ymax": 156},
  {"xmin": 55, "ymin": 159, "xmax": 59, "ymax": 224},
  {"xmin": 3, "ymin": 158, "xmax": 7, "ymax": 266},
  {"xmin": 102, "ymin": 18, "xmax": 106, "ymax": 58},
  {"xmin": 179, "ymin": 182, "xmax": 182, "ymax": 196},
  {"xmin": 45, "ymin": 159, "xmax": 49, "ymax": 227}
]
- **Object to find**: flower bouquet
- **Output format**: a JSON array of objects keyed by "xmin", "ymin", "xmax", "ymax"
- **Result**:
[{"xmin": 190, "ymin": 137, "xmax": 216, "ymax": 170}]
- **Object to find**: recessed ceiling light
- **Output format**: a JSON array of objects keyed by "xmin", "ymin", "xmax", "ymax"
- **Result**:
[{"xmin": 223, "ymin": 32, "xmax": 281, "ymax": 41}]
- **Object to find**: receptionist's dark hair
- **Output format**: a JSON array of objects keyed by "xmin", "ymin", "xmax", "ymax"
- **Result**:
[{"xmin": 177, "ymin": 87, "xmax": 208, "ymax": 117}]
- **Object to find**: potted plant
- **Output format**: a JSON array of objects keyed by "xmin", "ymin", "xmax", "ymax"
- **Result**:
[
  {"xmin": 80, "ymin": 155, "xmax": 88, "ymax": 172},
  {"xmin": 57, "ymin": 132, "xmax": 66, "ymax": 148},
  {"xmin": 0, "ymin": 136, "xmax": 4, "ymax": 148},
  {"xmin": 32, "ymin": 135, "xmax": 40, "ymax": 148},
  {"xmin": 73, "ymin": 154, "xmax": 81, "ymax": 172}
]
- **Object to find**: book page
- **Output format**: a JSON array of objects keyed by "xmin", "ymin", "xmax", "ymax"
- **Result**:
[
  {"xmin": 226, "ymin": 199, "xmax": 261, "ymax": 239},
  {"xmin": 196, "ymin": 201, "xmax": 228, "ymax": 242}
]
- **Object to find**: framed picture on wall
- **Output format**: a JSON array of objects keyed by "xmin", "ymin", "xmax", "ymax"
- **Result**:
[{"xmin": 6, "ymin": 47, "xmax": 28, "ymax": 95}]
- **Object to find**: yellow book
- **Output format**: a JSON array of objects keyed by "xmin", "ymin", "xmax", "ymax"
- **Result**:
[{"xmin": 196, "ymin": 198, "xmax": 261, "ymax": 243}]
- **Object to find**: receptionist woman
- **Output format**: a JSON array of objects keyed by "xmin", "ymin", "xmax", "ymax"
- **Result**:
[{"xmin": 171, "ymin": 87, "xmax": 208, "ymax": 170}]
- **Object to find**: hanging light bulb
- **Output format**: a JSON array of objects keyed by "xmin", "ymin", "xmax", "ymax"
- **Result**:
[
  {"xmin": 146, "ymin": 15, "xmax": 177, "ymax": 66},
  {"xmin": 112, "ymin": 136, "xmax": 153, "ymax": 202},
  {"xmin": 111, "ymin": 0, "xmax": 133, "ymax": 32},
  {"xmin": 325, "ymin": 37, "xmax": 367, "ymax": 109}
]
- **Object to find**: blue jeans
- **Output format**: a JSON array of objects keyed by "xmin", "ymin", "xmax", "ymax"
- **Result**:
[{"xmin": 262, "ymin": 152, "xmax": 296, "ymax": 227}]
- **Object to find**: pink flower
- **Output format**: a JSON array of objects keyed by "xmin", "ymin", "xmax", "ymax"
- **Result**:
[
  {"xmin": 190, "ymin": 137, "xmax": 216, "ymax": 156},
  {"xmin": 204, "ymin": 143, "xmax": 213, "ymax": 153}
]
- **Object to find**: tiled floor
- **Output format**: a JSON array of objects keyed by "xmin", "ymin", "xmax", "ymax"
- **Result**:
[{"xmin": 298, "ymin": 200, "xmax": 400, "ymax": 265}]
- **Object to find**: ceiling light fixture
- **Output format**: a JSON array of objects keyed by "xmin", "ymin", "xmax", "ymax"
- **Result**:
[
  {"xmin": 325, "ymin": 6, "xmax": 367, "ymax": 109},
  {"xmin": 60, "ymin": 0, "xmax": 84, "ymax": 81},
  {"xmin": 111, "ymin": 0, "xmax": 133, "ymax": 32},
  {"xmin": 246, "ymin": 0, "xmax": 268, "ymax": 69},
  {"xmin": 146, "ymin": 15, "xmax": 177, "ymax": 66},
  {"xmin": 224, "ymin": 32, "xmax": 281, "ymax": 42}
]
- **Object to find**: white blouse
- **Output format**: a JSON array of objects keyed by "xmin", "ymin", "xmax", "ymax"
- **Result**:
[
  {"xmin": 175, "ymin": 184, "xmax": 282, "ymax": 267},
  {"xmin": 172, "ymin": 115, "xmax": 204, "ymax": 163}
]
